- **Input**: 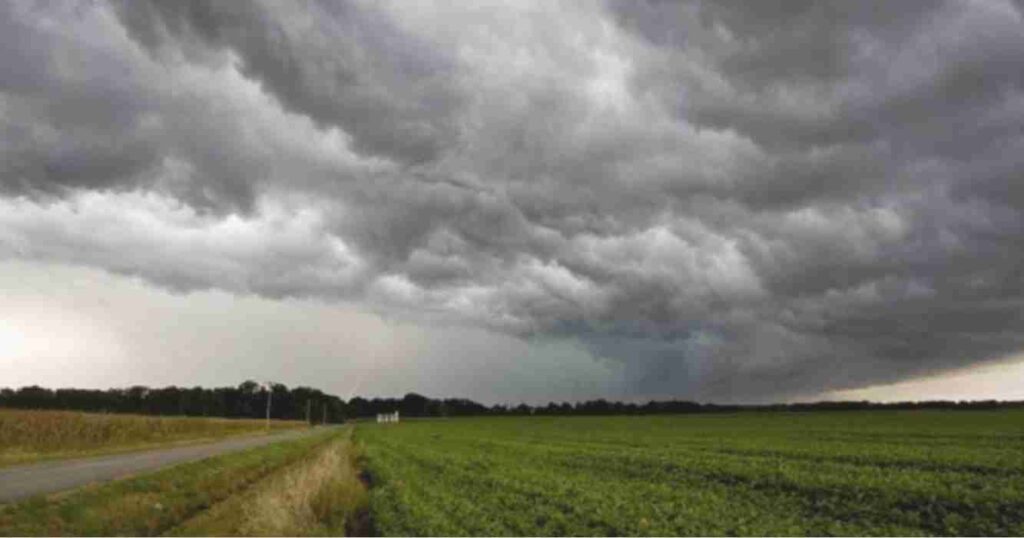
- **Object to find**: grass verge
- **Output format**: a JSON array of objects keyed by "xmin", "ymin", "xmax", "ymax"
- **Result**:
[
  {"xmin": 168, "ymin": 428, "xmax": 368, "ymax": 536},
  {"xmin": 0, "ymin": 428, "xmax": 342, "ymax": 536}
]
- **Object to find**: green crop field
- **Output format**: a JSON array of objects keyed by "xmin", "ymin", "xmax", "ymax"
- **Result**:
[{"xmin": 357, "ymin": 411, "xmax": 1024, "ymax": 536}]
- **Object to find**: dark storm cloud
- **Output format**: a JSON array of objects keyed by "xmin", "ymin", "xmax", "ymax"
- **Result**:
[
  {"xmin": 0, "ymin": 1, "xmax": 159, "ymax": 195},
  {"xmin": 114, "ymin": 0, "xmax": 462, "ymax": 165},
  {"xmin": 2, "ymin": 0, "xmax": 1024, "ymax": 401}
]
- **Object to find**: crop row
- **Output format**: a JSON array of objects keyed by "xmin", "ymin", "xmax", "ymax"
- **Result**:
[{"xmin": 358, "ymin": 412, "xmax": 1024, "ymax": 536}]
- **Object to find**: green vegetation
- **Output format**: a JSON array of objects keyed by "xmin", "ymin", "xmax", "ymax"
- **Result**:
[
  {"xmin": 6, "ymin": 410, "xmax": 1023, "ymax": 536},
  {"xmin": 359, "ymin": 411, "xmax": 1024, "ymax": 536},
  {"xmin": 0, "ymin": 428, "xmax": 349, "ymax": 536},
  {"xmin": 0, "ymin": 409, "xmax": 305, "ymax": 468},
  {"xmin": 169, "ymin": 429, "xmax": 368, "ymax": 536}
]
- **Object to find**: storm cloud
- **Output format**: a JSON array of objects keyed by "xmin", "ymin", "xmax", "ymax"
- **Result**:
[{"xmin": 2, "ymin": 0, "xmax": 1024, "ymax": 401}]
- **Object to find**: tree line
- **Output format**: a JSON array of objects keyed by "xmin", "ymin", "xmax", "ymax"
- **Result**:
[
  {"xmin": 2, "ymin": 382, "xmax": 1022, "ymax": 421},
  {"xmin": 0, "ymin": 382, "xmax": 346, "ymax": 424}
]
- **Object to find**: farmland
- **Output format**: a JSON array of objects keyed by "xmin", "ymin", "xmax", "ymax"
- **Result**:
[
  {"xmin": 0, "ymin": 409, "xmax": 305, "ymax": 467},
  {"xmin": 3, "ymin": 408, "xmax": 1024, "ymax": 536},
  {"xmin": 358, "ymin": 411, "xmax": 1024, "ymax": 536}
]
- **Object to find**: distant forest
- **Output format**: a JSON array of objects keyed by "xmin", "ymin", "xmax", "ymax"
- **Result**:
[{"xmin": 1, "ymin": 382, "xmax": 1022, "ymax": 422}]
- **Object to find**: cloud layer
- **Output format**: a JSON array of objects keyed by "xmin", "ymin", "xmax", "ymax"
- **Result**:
[{"xmin": 2, "ymin": 0, "xmax": 1024, "ymax": 400}]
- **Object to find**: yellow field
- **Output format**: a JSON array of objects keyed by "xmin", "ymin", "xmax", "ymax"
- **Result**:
[{"xmin": 0, "ymin": 409, "xmax": 306, "ymax": 467}]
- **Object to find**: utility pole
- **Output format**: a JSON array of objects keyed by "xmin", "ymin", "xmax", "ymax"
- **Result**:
[
  {"xmin": 264, "ymin": 382, "xmax": 273, "ymax": 431},
  {"xmin": 306, "ymin": 399, "xmax": 312, "ymax": 426},
  {"xmin": 321, "ymin": 402, "xmax": 327, "ymax": 425}
]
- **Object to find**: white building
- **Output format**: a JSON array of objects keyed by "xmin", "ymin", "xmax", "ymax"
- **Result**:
[{"xmin": 376, "ymin": 411, "xmax": 400, "ymax": 423}]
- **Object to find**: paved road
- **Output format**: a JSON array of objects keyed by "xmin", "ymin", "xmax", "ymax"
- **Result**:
[{"xmin": 0, "ymin": 427, "xmax": 330, "ymax": 504}]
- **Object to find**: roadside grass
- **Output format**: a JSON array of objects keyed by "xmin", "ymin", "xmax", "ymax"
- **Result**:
[
  {"xmin": 0, "ymin": 427, "xmax": 343, "ymax": 536},
  {"xmin": 0, "ymin": 409, "xmax": 306, "ymax": 468},
  {"xmin": 168, "ymin": 429, "xmax": 368, "ymax": 536}
]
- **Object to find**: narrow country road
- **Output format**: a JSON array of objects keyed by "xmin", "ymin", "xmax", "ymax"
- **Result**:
[{"xmin": 0, "ymin": 427, "xmax": 331, "ymax": 504}]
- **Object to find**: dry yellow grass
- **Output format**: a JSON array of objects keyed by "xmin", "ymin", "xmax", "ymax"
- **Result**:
[
  {"xmin": 169, "ymin": 428, "xmax": 368, "ymax": 536},
  {"xmin": 0, "ymin": 408, "xmax": 305, "ymax": 467}
]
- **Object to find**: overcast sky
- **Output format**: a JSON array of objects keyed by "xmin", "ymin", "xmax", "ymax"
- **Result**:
[{"xmin": 2, "ymin": 0, "xmax": 1024, "ymax": 404}]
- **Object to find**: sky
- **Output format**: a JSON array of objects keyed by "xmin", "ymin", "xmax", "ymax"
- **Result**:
[{"xmin": 2, "ymin": 0, "xmax": 1024, "ymax": 404}]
